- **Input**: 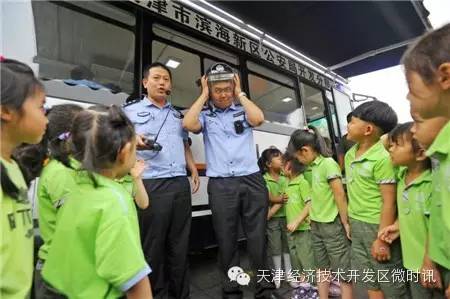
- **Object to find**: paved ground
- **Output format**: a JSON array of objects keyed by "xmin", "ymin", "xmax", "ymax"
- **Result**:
[{"xmin": 188, "ymin": 245, "xmax": 369, "ymax": 299}]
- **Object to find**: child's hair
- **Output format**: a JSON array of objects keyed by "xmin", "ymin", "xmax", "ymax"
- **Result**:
[
  {"xmin": 258, "ymin": 147, "xmax": 282, "ymax": 174},
  {"xmin": 12, "ymin": 144, "xmax": 48, "ymax": 186},
  {"xmin": 388, "ymin": 122, "xmax": 431, "ymax": 169},
  {"xmin": 351, "ymin": 101, "xmax": 398, "ymax": 135},
  {"xmin": 1, "ymin": 58, "xmax": 44, "ymax": 112},
  {"xmin": 388, "ymin": 122, "xmax": 420, "ymax": 152},
  {"xmin": 402, "ymin": 23, "xmax": 450, "ymax": 84},
  {"xmin": 10, "ymin": 104, "xmax": 83, "ymax": 185},
  {"xmin": 282, "ymin": 152, "xmax": 305, "ymax": 176},
  {"xmin": 288, "ymin": 126, "xmax": 331, "ymax": 157},
  {"xmin": 1, "ymin": 58, "xmax": 45, "ymax": 199},
  {"xmin": 70, "ymin": 104, "xmax": 135, "ymax": 184},
  {"xmin": 45, "ymin": 104, "xmax": 84, "ymax": 166}
]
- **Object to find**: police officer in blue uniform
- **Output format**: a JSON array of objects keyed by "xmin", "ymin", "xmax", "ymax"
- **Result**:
[
  {"xmin": 123, "ymin": 62, "xmax": 199, "ymax": 299},
  {"xmin": 183, "ymin": 63, "xmax": 276, "ymax": 299}
]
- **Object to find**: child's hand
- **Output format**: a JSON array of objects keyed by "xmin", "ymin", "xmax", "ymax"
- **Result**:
[
  {"xmin": 420, "ymin": 255, "xmax": 443, "ymax": 289},
  {"xmin": 281, "ymin": 193, "xmax": 288, "ymax": 203},
  {"xmin": 130, "ymin": 159, "xmax": 146, "ymax": 179},
  {"xmin": 287, "ymin": 221, "xmax": 299, "ymax": 233},
  {"xmin": 445, "ymin": 284, "xmax": 450, "ymax": 298},
  {"xmin": 371, "ymin": 238, "xmax": 391, "ymax": 262},
  {"xmin": 377, "ymin": 223, "xmax": 399, "ymax": 244},
  {"xmin": 343, "ymin": 222, "xmax": 351, "ymax": 240}
]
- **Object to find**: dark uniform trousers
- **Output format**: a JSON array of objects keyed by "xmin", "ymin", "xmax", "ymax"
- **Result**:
[
  {"xmin": 208, "ymin": 172, "xmax": 275, "ymax": 299},
  {"xmin": 141, "ymin": 176, "xmax": 192, "ymax": 299}
]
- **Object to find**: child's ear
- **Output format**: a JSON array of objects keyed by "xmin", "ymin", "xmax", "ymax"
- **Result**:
[
  {"xmin": 0, "ymin": 105, "xmax": 15, "ymax": 122},
  {"xmin": 415, "ymin": 148, "xmax": 428, "ymax": 162},
  {"xmin": 437, "ymin": 63, "xmax": 450, "ymax": 91},
  {"xmin": 118, "ymin": 142, "xmax": 132, "ymax": 163},
  {"xmin": 364, "ymin": 123, "xmax": 374, "ymax": 136}
]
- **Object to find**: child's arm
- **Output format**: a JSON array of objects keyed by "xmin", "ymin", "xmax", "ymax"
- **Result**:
[
  {"xmin": 372, "ymin": 183, "xmax": 397, "ymax": 262},
  {"xmin": 420, "ymin": 235, "xmax": 443, "ymax": 289},
  {"xmin": 267, "ymin": 204, "xmax": 283, "ymax": 220},
  {"xmin": 329, "ymin": 178, "xmax": 351, "ymax": 240},
  {"xmin": 133, "ymin": 177, "xmax": 149, "ymax": 209},
  {"xmin": 130, "ymin": 160, "xmax": 149, "ymax": 209},
  {"xmin": 287, "ymin": 202, "xmax": 311, "ymax": 232},
  {"xmin": 126, "ymin": 276, "xmax": 153, "ymax": 299},
  {"xmin": 269, "ymin": 193, "xmax": 288, "ymax": 204}
]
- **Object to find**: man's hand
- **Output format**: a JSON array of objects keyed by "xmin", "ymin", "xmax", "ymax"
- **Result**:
[
  {"xmin": 233, "ymin": 74, "xmax": 242, "ymax": 97},
  {"xmin": 136, "ymin": 134, "xmax": 148, "ymax": 150},
  {"xmin": 191, "ymin": 169, "xmax": 200, "ymax": 194},
  {"xmin": 200, "ymin": 75, "xmax": 209, "ymax": 99},
  {"xmin": 371, "ymin": 238, "xmax": 391, "ymax": 262}
]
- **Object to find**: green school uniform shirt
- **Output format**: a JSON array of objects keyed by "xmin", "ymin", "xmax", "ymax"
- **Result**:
[
  {"xmin": 263, "ymin": 173, "xmax": 287, "ymax": 218},
  {"xmin": 42, "ymin": 171, "xmax": 150, "ymax": 299},
  {"xmin": 0, "ymin": 158, "xmax": 33, "ymax": 299},
  {"xmin": 284, "ymin": 174, "xmax": 312, "ymax": 231},
  {"xmin": 308, "ymin": 155, "xmax": 341, "ymax": 223},
  {"xmin": 427, "ymin": 121, "xmax": 450, "ymax": 269},
  {"xmin": 345, "ymin": 141, "xmax": 396, "ymax": 224},
  {"xmin": 396, "ymin": 167, "xmax": 432, "ymax": 271},
  {"xmin": 37, "ymin": 158, "xmax": 79, "ymax": 261}
]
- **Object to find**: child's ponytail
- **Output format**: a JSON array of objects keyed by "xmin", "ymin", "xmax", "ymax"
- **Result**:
[{"xmin": 288, "ymin": 126, "xmax": 331, "ymax": 157}]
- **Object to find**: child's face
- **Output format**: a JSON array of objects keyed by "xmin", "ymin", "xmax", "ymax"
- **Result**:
[
  {"xmin": 388, "ymin": 135, "xmax": 416, "ymax": 167},
  {"xmin": 117, "ymin": 137, "xmax": 137, "ymax": 178},
  {"xmin": 4, "ymin": 88, "xmax": 48, "ymax": 145},
  {"xmin": 406, "ymin": 71, "xmax": 444, "ymax": 119},
  {"xmin": 410, "ymin": 112, "xmax": 448, "ymax": 149},
  {"xmin": 346, "ymin": 116, "xmax": 369, "ymax": 142},
  {"xmin": 295, "ymin": 147, "xmax": 314, "ymax": 165},
  {"xmin": 268, "ymin": 154, "xmax": 283, "ymax": 171},
  {"xmin": 282, "ymin": 160, "xmax": 292, "ymax": 177}
]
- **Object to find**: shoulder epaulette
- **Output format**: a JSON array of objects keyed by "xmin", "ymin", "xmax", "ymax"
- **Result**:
[{"xmin": 122, "ymin": 96, "xmax": 143, "ymax": 108}]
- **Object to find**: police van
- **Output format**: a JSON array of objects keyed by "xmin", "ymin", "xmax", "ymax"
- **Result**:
[{"xmin": 3, "ymin": 0, "xmax": 358, "ymax": 250}]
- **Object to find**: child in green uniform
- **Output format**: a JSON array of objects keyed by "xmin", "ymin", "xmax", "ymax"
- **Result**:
[
  {"xmin": 32, "ymin": 104, "xmax": 84, "ymax": 299},
  {"xmin": 1, "ymin": 59, "xmax": 48, "ymax": 298},
  {"xmin": 345, "ymin": 101, "xmax": 408, "ymax": 299},
  {"xmin": 42, "ymin": 105, "xmax": 152, "ymax": 299},
  {"xmin": 282, "ymin": 154, "xmax": 316, "ymax": 289},
  {"xmin": 288, "ymin": 127, "xmax": 352, "ymax": 299},
  {"xmin": 402, "ymin": 24, "xmax": 450, "ymax": 297},
  {"xmin": 379, "ymin": 122, "xmax": 444, "ymax": 299},
  {"xmin": 258, "ymin": 147, "xmax": 295, "ymax": 288},
  {"xmin": 410, "ymin": 113, "xmax": 450, "ymax": 297}
]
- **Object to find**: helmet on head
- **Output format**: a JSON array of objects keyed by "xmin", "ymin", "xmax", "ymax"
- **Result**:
[{"xmin": 205, "ymin": 63, "xmax": 234, "ymax": 83}]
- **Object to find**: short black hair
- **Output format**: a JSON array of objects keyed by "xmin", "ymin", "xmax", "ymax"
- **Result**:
[
  {"xmin": 143, "ymin": 62, "xmax": 172, "ymax": 80},
  {"xmin": 258, "ymin": 147, "xmax": 282, "ymax": 174},
  {"xmin": 351, "ymin": 101, "xmax": 398, "ymax": 135},
  {"xmin": 388, "ymin": 122, "xmax": 421, "ymax": 153},
  {"xmin": 346, "ymin": 112, "xmax": 353, "ymax": 123},
  {"xmin": 402, "ymin": 23, "xmax": 450, "ymax": 84}
]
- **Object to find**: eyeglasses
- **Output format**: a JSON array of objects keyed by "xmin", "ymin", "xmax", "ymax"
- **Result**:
[{"xmin": 212, "ymin": 87, "xmax": 233, "ymax": 95}]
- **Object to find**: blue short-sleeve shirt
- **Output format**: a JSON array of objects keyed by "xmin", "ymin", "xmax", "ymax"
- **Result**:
[
  {"xmin": 123, "ymin": 96, "xmax": 188, "ymax": 179},
  {"xmin": 198, "ymin": 103, "xmax": 259, "ymax": 177}
]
